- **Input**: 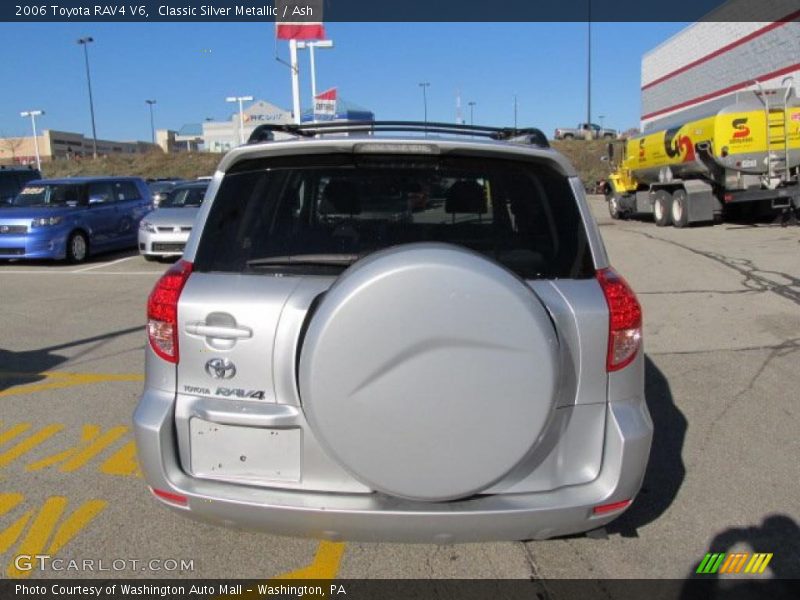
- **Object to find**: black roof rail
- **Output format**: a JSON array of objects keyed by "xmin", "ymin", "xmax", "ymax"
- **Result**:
[{"xmin": 247, "ymin": 121, "xmax": 549, "ymax": 148}]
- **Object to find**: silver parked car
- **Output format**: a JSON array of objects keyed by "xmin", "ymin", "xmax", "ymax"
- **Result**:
[
  {"xmin": 134, "ymin": 121, "xmax": 652, "ymax": 543},
  {"xmin": 138, "ymin": 182, "xmax": 208, "ymax": 261}
]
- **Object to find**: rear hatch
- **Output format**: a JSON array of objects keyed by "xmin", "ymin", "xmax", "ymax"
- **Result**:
[{"xmin": 173, "ymin": 149, "xmax": 610, "ymax": 495}]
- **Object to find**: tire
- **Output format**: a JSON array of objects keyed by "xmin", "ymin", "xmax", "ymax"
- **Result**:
[
  {"xmin": 562, "ymin": 134, "xmax": 574, "ymax": 140},
  {"xmin": 603, "ymin": 133, "xmax": 614, "ymax": 139},
  {"xmin": 607, "ymin": 193, "xmax": 622, "ymax": 220},
  {"xmin": 298, "ymin": 243, "xmax": 559, "ymax": 501},
  {"xmin": 66, "ymin": 231, "xmax": 89, "ymax": 263},
  {"xmin": 653, "ymin": 192, "xmax": 672, "ymax": 227},
  {"xmin": 672, "ymin": 189, "xmax": 690, "ymax": 228}
]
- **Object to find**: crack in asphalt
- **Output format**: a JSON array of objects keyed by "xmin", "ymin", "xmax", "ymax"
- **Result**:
[
  {"xmin": 520, "ymin": 543, "xmax": 551, "ymax": 598},
  {"xmin": 617, "ymin": 227, "xmax": 800, "ymax": 306},
  {"xmin": 693, "ymin": 337, "xmax": 800, "ymax": 461},
  {"xmin": 651, "ymin": 339, "xmax": 800, "ymax": 356},
  {"xmin": 638, "ymin": 289, "xmax": 761, "ymax": 296}
]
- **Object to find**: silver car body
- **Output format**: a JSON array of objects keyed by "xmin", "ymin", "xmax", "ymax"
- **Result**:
[{"xmin": 134, "ymin": 135, "xmax": 653, "ymax": 542}]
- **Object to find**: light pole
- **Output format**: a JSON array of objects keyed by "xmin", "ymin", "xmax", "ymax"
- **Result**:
[
  {"xmin": 586, "ymin": 3, "xmax": 592, "ymax": 139},
  {"xmin": 599, "ymin": 114, "xmax": 605, "ymax": 129},
  {"xmin": 297, "ymin": 39, "xmax": 334, "ymax": 117},
  {"xmin": 145, "ymin": 99, "xmax": 156, "ymax": 144},
  {"xmin": 77, "ymin": 36, "xmax": 98, "ymax": 158},
  {"xmin": 20, "ymin": 110, "xmax": 44, "ymax": 171},
  {"xmin": 225, "ymin": 95, "xmax": 253, "ymax": 145},
  {"xmin": 419, "ymin": 82, "xmax": 430, "ymax": 127},
  {"xmin": 513, "ymin": 95, "xmax": 518, "ymax": 130},
  {"xmin": 468, "ymin": 101, "xmax": 476, "ymax": 126}
]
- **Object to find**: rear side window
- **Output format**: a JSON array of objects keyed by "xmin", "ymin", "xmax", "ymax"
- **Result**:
[
  {"xmin": 113, "ymin": 181, "xmax": 142, "ymax": 201},
  {"xmin": 194, "ymin": 155, "xmax": 594, "ymax": 279}
]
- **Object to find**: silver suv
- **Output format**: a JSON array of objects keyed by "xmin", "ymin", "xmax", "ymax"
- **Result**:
[{"xmin": 134, "ymin": 121, "xmax": 652, "ymax": 543}]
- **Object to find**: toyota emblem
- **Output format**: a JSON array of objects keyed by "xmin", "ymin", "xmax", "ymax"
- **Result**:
[{"xmin": 205, "ymin": 358, "xmax": 236, "ymax": 379}]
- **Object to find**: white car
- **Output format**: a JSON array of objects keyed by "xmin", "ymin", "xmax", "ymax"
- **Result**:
[{"xmin": 138, "ymin": 182, "xmax": 208, "ymax": 261}]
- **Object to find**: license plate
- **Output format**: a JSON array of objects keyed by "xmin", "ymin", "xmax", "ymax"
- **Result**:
[{"xmin": 189, "ymin": 418, "xmax": 302, "ymax": 482}]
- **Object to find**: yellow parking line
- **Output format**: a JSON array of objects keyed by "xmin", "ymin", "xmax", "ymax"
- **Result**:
[
  {"xmin": 0, "ymin": 371, "xmax": 143, "ymax": 398},
  {"xmin": 274, "ymin": 541, "xmax": 346, "ymax": 580}
]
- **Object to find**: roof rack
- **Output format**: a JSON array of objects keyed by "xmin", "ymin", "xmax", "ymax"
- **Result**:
[{"xmin": 247, "ymin": 121, "xmax": 549, "ymax": 148}]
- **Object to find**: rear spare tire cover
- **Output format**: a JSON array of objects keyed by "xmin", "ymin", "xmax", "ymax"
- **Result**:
[{"xmin": 298, "ymin": 243, "xmax": 559, "ymax": 501}]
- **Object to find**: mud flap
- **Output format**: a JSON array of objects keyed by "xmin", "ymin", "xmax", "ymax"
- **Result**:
[{"xmin": 682, "ymin": 180, "xmax": 720, "ymax": 224}]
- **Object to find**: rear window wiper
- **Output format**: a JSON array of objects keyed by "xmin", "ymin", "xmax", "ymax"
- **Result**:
[{"xmin": 246, "ymin": 253, "xmax": 361, "ymax": 268}]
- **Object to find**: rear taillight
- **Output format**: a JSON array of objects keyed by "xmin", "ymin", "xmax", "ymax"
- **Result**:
[
  {"xmin": 147, "ymin": 259, "xmax": 193, "ymax": 363},
  {"xmin": 597, "ymin": 268, "xmax": 642, "ymax": 372}
]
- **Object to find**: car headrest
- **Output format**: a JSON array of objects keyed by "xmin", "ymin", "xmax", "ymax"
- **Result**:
[
  {"xmin": 321, "ymin": 180, "xmax": 361, "ymax": 215},
  {"xmin": 445, "ymin": 180, "xmax": 487, "ymax": 214}
]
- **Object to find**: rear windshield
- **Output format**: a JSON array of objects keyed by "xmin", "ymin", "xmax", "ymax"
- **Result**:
[
  {"xmin": 162, "ymin": 186, "xmax": 207, "ymax": 208},
  {"xmin": 194, "ymin": 154, "xmax": 594, "ymax": 279}
]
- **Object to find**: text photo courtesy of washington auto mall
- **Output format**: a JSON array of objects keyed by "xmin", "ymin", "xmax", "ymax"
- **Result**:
[{"xmin": 0, "ymin": 0, "xmax": 799, "ymax": 599}]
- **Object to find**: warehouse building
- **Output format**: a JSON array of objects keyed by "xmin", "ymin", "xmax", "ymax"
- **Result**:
[
  {"xmin": 0, "ymin": 129, "xmax": 159, "ymax": 165},
  {"xmin": 641, "ymin": 0, "xmax": 800, "ymax": 131}
]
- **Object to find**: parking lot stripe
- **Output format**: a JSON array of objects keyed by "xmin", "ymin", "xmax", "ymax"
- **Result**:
[
  {"xmin": 0, "ymin": 425, "xmax": 64, "ymax": 468},
  {"xmin": 26, "ymin": 425, "xmax": 129, "ymax": 473},
  {"xmin": 0, "ymin": 371, "xmax": 143, "ymax": 398},
  {"xmin": 273, "ymin": 541, "xmax": 346, "ymax": 580},
  {"xmin": 0, "ymin": 270, "xmax": 159, "ymax": 275},
  {"xmin": 4, "ymin": 495, "xmax": 107, "ymax": 579},
  {"xmin": 71, "ymin": 256, "xmax": 140, "ymax": 273},
  {"xmin": 99, "ymin": 440, "xmax": 142, "ymax": 477}
]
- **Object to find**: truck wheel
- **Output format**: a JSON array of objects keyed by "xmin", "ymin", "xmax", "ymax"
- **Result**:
[
  {"xmin": 671, "ymin": 189, "xmax": 690, "ymax": 228},
  {"xmin": 607, "ymin": 193, "xmax": 622, "ymax": 219},
  {"xmin": 653, "ymin": 192, "xmax": 672, "ymax": 227},
  {"xmin": 562, "ymin": 134, "xmax": 574, "ymax": 140},
  {"xmin": 603, "ymin": 133, "xmax": 614, "ymax": 139}
]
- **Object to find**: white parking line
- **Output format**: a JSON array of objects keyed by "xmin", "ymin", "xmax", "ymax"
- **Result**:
[{"xmin": 71, "ymin": 256, "xmax": 139, "ymax": 272}]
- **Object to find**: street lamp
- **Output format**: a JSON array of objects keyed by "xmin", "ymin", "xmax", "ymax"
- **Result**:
[
  {"xmin": 20, "ymin": 110, "xmax": 44, "ymax": 171},
  {"xmin": 77, "ymin": 36, "xmax": 98, "ymax": 158},
  {"xmin": 297, "ymin": 39, "xmax": 334, "ymax": 115},
  {"xmin": 225, "ymin": 95, "xmax": 254, "ymax": 145},
  {"xmin": 145, "ymin": 100, "xmax": 157, "ymax": 144},
  {"xmin": 419, "ymin": 82, "xmax": 430, "ymax": 132},
  {"xmin": 468, "ymin": 101, "xmax": 476, "ymax": 126}
]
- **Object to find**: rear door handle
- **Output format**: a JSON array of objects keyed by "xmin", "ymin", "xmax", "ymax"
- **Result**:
[{"xmin": 185, "ymin": 322, "xmax": 253, "ymax": 340}]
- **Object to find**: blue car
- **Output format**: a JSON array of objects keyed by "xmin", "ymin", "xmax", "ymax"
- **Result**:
[{"xmin": 0, "ymin": 177, "xmax": 152, "ymax": 263}]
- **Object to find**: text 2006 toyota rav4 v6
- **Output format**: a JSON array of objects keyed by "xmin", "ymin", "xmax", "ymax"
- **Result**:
[{"xmin": 134, "ymin": 122, "xmax": 652, "ymax": 542}]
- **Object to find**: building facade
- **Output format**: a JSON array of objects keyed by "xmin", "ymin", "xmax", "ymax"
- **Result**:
[
  {"xmin": 0, "ymin": 129, "xmax": 159, "ymax": 165},
  {"xmin": 641, "ymin": 0, "xmax": 800, "ymax": 131}
]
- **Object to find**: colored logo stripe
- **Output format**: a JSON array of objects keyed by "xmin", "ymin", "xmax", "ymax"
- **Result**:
[
  {"xmin": 697, "ymin": 553, "xmax": 725, "ymax": 574},
  {"xmin": 744, "ymin": 553, "xmax": 773, "ymax": 574},
  {"xmin": 696, "ymin": 552, "xmax": 774, "ymax": 575}
]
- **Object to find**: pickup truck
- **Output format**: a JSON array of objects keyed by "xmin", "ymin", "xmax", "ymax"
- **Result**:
[{"xmin": 554, "ymin": 123, "xmax": 617, "ymax": 140}]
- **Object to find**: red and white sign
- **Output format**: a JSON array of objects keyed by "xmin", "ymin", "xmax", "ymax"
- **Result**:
[
  {"xmin": 276, "ymin": 23, "xmax": 326, "ymax": 40},
  {"xmin": 314, "ymin": 88, "xmax": 337, "ymax": 118}
]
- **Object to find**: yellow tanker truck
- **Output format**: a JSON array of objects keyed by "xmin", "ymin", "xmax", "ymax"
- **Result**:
[{"xmin": 603, "ymin": 85, "xmax": 800, "ymax": 227}]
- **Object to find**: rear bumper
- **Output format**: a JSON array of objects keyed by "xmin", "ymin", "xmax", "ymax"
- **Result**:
[{"xmin": 133, "ymin": 389, "xmax": 652, "ymax": 543}]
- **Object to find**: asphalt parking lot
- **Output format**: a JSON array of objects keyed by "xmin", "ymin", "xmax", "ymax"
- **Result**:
[{"xmin": 0, "ymin": 197, "xmax": 798, "ymax": 588}]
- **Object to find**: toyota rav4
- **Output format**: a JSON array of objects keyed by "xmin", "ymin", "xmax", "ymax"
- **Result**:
[{"xmin": 134, "ymin": 121, "xmax": 652, "ymax": 542}]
